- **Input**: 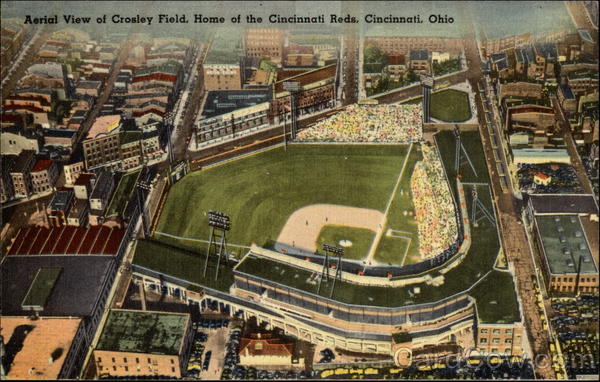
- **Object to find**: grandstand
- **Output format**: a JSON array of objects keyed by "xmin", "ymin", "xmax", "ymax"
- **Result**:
[{"xmin": 131, "ymin": 127, "xmax": 523, "ymax": 358}]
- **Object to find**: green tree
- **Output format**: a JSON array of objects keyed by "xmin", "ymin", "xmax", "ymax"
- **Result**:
[{"xmin": 364, "ymin": 45, "xmax": 388, "ymax": 66}]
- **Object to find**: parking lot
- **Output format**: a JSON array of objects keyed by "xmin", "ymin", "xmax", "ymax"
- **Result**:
[
  {"xmin": 184, "ymin": 318, "xmax": 232, "ymax": 380},
  {"xmin": 548, "ymin": 295, "xmax": 599, "ymax": 378}
]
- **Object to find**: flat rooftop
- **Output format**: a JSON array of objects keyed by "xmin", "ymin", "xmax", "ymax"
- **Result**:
[
  {"xmin": 48, "ymin": 189, "xmax": 73, "ymax": 212},
  {"xmin": 86, "ymin": 114, "xmax": 121, "ymax": 139},
  {"xmin": 535, "ymin": 215, "xmax": 597, "ymax": 275},
  {"xmin": 1, "ymin": 255, "xmax": 114, "ymax": 317},
  {"xmin": 1, "ymin": 316, "xmax": 82, "ymax": 380},
  {"xmin": 106, "ymin": 170, "xmax": 140, "ymax": 218},
  {"xmin": 21, "ymin": 267, "xmax": 62, "ymax": 310},
  {"xmin": 529, "ymin": 194, "xmax": 599, "ymax": 215},
  {"xmin": 96, "ymin": 309, "xmax": 189, "ymax": 355}
]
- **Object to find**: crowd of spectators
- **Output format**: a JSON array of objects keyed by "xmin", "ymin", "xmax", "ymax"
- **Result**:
[
  {"xmin": 296, "ymin": 104, "xmax": 423, "ymax": 143},
  {"xmin": 411, "ymin": 144, "xmax": 458, "ymax": 259}
]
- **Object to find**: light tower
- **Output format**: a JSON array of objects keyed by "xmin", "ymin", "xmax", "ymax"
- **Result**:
[
  {"xmin": 203, "ymin": 210, "xmax": 231, "ymax": 280},
  {"xmin": 283, "ymin": 81, "xmax": 301, "ymax": 139},
  {"xmin": 453, "ymin": 125, "xmax": 478, "ymax": 177},
  {"xmin": 420, "ymin": 73, "xmax": 434, "ymax": 123},
  {"xmin": 320, "ymin": 243, "xmax": 344, "ymax": 298}
]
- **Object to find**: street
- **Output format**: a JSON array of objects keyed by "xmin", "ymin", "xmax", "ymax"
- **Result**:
[{"xmin": 462, "ymin": 15, "xmax": 556, "ymax": 379}]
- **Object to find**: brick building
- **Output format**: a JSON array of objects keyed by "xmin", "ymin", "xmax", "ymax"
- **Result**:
[
  {"xmin": 244, "ymin": 28, "xmax": 285, "ymax": 63},
  {"xmin": 93, "ymin": 310, "xmax": 193, "ymax": 378},
  {"xmin": 203, "ymin": 30, "xmax": 242, "ymax": 91},
  {"xmin": 525, "ymin": 194, "xmax": 599, "ymax": 295}
]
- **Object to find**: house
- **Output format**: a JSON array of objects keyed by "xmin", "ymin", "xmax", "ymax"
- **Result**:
[
  {"xmin": 67, "ymin": 199, "xmax": 90, "ymax": 226},
  {"xmin": 238, "ymin": 333, "xmax": 304, "ymax": 368},
  {"xmin": 533, "ymin": 172, "xmax": 552, "ymax": 186},
  {"xmin": 75, "ymin": 80, "xmax": 102, "ymax": 97},
  {"xmin": 9, "ymin": 150, "xmax": 36, "ymax": 198},
  {"xmin": 387, "ymin": 54, "xmax": 406, "ymax": 81},
  {"xmin": 409, "ymin": 50, "xmax": 430, "ymax": 74},
  {"xmin": 73, "ymin": 172, "xmax": 96, "ymax": 200},
  {"xmin": 1, "ymin": 125, "xmax": 41, "ymax": 155},
  {"xmin": 1, "ymin": 155, "xmax": 17, "ymax": 203},
  {"xmin": 47, "ymin": 188, "xmax": 75, "ymax": 226},
  {"xmin": 557, "ymin": 84, "xmax": 577, "ymax": 113},
  {"xmin": 30, "ymin": 158, "xmax": 58, "ymax": 194},
  {"xmin": 88, "ymin": 171, "xmax": 115, "ymax": 225},
  {"xmin": 63, "ymin": 159, "xmax": 85, "ymax": 186}
]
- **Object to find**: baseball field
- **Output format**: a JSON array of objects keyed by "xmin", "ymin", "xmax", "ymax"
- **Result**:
[{"xmin": 155, "ymin": 144, "xmax": 425, "ymax": 264}]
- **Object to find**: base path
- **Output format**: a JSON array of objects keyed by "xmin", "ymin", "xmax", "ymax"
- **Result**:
[{"xmin": 275, "ymin": 204, "xmax": 383, "ymax": 253}]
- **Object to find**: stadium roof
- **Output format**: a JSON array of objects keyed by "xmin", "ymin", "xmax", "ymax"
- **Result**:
[
  {"xmin": 273, "ymin": 63, "xmax": 336, "ymax": 92},
  {"xmin": 1, "ymin": 255, "xmax": 114, "ymax": 316},
  {"xmin": 7, "ymin": 225, "xmax": 125, "ymax": 256},
  {"xmin": 96, "ymin": 310, "xmax": 189, "ymax": 355},
  {"xmin": 201, "ymin": 90, "xmax": 272, "ymax": 119},
  {"xmin": 535, "ymin": 215, "xmax": 597, "ymax": 275},
  {"xmin": 529, "ymin": 194, "xmax": 599, "ymax": 215}
]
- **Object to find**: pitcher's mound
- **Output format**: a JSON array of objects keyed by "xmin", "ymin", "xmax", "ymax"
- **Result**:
[{"xmin": 339, "ymin": 239, "xmax": 353, "ymax": 247}]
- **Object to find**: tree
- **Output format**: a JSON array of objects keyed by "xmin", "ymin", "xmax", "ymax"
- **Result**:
[{"xmin": 364, "ymin": 45, "xmax": 387, "ymax": 66}]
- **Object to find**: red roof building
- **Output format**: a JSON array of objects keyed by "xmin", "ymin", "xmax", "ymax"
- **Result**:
[
  {"xmin": 238, "ymin": 333, "xmax": 303, "ymax": 367},
  {"xmin": 388, "ymin": 54, "xmax": 406, "ymax": 66},
  {"xmin": 31, "ymin": 158, "xmax": 53, "ymax": 172}
]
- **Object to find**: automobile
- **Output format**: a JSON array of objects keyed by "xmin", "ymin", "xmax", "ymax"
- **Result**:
[
  {"xmin": 320, "ymin": 348, "xmax": 335, "ymax": 359},
  {"xmin": 187, "ymin": 363, "xmax": 202, "ymax": 371}
]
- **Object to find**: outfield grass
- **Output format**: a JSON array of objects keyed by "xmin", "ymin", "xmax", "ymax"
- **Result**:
[
  {"xmin": 315, "ymin": 225, "xmax": 375, "ymax": 261},
  {"xmin": 156, "ymin": 145, "xmax": 410, "ymax": 249},
  {"xmin": 374, "ymin": 144, "xmax": 422, "ymax": 265},
  {"xmin": 430, "ymin": 89, "xmax": 471, "ymax": 122},
  {"xmin": 106, "ymin": 170, "xmax": 140, "ymax": 218}
]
